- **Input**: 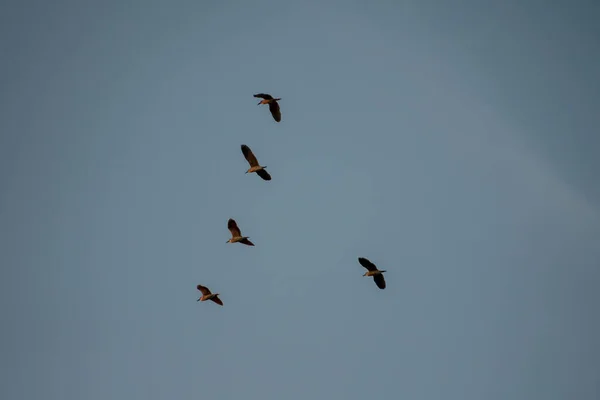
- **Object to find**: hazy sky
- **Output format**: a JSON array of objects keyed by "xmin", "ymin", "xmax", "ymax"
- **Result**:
[{"xmin": 1, "ymin": 1, "xmax": 599, "ymax": 399}]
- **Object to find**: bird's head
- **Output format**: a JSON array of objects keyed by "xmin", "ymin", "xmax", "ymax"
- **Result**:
[{"xmin": 363, "ymin": 272, "xmax": 368, "ymax": 277}]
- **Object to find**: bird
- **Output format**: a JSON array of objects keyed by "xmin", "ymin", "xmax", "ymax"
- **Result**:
[
  {"xmin": 358, "ymin": 257, "xmax": 386, "ymax": 289},
  {"xmin": 226, "ymin": 218, "xmax": 255, "ymax": 246},
  {"xmin": 196, "ymin": 284, "xmax": 223, "ymax": 306},
  {"xmin": 254, "ymin": 93, "xmax": 281, "ymax": 122},
  {"xmin": 241, "ymin": 144, "xmax": 271, "ymax": 181}
]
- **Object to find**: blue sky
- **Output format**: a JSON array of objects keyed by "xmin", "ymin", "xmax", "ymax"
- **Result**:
[{"xmin": 1, "ymin": 1, "xmax": 599, "ymax": 399}]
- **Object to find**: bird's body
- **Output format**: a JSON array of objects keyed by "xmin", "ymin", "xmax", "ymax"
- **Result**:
[
  {"xmin": 226, "ymin": 218, "xmax": 255, "ymax": 246},
  {"xmin": 247, "ymin": 165, "xmax": 266, "ymax": 173},
  {"xmin": 196, "ymin": 285, "xmax": 223, "ymax": 306},
  {"xmin": 358, "ymin": 257, "xmax": 386, "ymax": 289},
  {"xmin": 254, "ymin": 93, "xmax": 282, "ymax": 122},
  {"xmin": 228, "ymin": 236, "xmax": 253, "ymax": 244},
  {"xmin": 241, "ymin": 145, "xmax": 271, "ymax": 181}
]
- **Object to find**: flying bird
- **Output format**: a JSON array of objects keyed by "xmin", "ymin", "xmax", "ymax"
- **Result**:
[
  {"xmin": 196, "ymin": 284, "xmax": 223, "ymax": 306},
  {"xmin": 226, "ymin": 218, "xmax": 255, "ymax": 246},
  {"xmin": 254, "ymin": 93, "xmax": 281, "ymax": 122},
  {"xmin": 241, "ymin": 144, "xmax": 271, "ymax": 181},
  {"xmin": 358, "ymin": 257, "xmax": 386, "ymax": 289}
]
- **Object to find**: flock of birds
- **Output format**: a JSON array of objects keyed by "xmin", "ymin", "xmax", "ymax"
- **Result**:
[{"xmin": 196, "ymin": 93, "xmax": 387, "ymax": 306}]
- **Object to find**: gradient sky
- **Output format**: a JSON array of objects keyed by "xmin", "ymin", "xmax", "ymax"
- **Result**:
[{"xmin": 1, "ymin": 1, "xmax": 599, "ymax": 399}]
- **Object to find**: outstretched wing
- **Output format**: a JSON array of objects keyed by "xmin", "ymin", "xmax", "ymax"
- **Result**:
[
  {"xmin": 269, "ymin": 101, "xmax": 281, "ymax": 122},
  {"xmin": 373, "ymin": 274, "xmax": 386, "ymax": 289},
  {"xmin": 358, "ymin": 257, "xmax": 377, "ymax": 272},
  {"xmin": 210, "ymin": 296, "xmax": 224, "ymax": 306},
  {"xmin": 241, "ymin": 144, "xmax": 259, "ymax": 167},
  {"xmin": 256, "ymin": 169, "xmax": 271, "ymax": 181},
  {"xmin": 197, "ymin": 284, "xmax": 211, "ymax": 295},
  {"xmin": 254, "ymin": 93, "xmax": 273, "ymax": 100},
  {"xmin": 228, "ymin": 218, "xmax": 242, "ymax": 237},
  {"xmin": 239, "ymin": 238, "xmax": 255, "ymax": 246}
]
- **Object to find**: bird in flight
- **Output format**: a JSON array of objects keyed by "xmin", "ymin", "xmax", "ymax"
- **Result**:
[
  {"xmin": 196, "ymin": 284, "xmax": 223, "ymax": 306},
  {"xmin": 226, "ymin": 218, "xmax": 255, "ymax": 246},
  {"xmin": 254, "ymin": 93, "xmax": 281, "ymax": 122},
  {"xmin": 358, "ymin": 257, "xmax": 386, "ymax": 289},
  {"xmin": 241, "ymin": 144, "xmax": 271, "ymax": 181}
]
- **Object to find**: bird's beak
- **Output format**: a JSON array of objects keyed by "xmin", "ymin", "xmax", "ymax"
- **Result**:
[
  {"xmin": 257, "ymin": 101, "xmax": 261, "ymax": 105},
  {"xmin": 197, "ymin": 298, "xmax": 201, "ymax": 301}
]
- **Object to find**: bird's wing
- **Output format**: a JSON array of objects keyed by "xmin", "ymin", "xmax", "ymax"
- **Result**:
[
  {"xmin": 373, "ymin": 274, "xmax": 386, "ymax": 289},
  {"xmin": 256, "ymin": 169, "xmax": 271, "ymax": 181},
  {"xmin": 228, "ymin": 218, "xmax": 242, "ymax": 237},
  {"xmin": 269, "ymin": 101, "xmax": 281, "ymax": 122},
  {"xmin": 241, "ymin": 145, "xmax": 259, "ymax": 167},
  {"xmin": 239, "ymin": 238, "xmax": 255, "ymax": 246},
  {"xmin": 197, "ymin": 285, "xmax": 211, "ymax": 295},
  {"xmin": 358, "ymin": 257, "xmax": 378, "ymax": 271},
  {"xmin": 211, "ymin": 296, "xmax": 224, "ymax": 306},
  {"xmin": 254, "ymin": 93, "xmax": 273, "ymax": 100}
]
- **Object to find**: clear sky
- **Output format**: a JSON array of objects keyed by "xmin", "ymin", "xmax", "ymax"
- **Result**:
[{"xmin": 1, "ymin": 1, "xmax": 599, "ymax": 399}]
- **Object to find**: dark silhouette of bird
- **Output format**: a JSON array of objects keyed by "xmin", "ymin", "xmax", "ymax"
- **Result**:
[
  {"xmin": 358, "ymin": 257, "xmax": 386, "ymax": 289},
  {"xmin": 196, "ymin": 284, "xmax": 223, "ymax": 306},
  {"xmin": 241, "ymin": 145, "xmax": 271, "ymax": 181},
  {"xmin": 254, "ymin": 93, "xmax": 281, "ymax": 122},
  {"xmin": 226, "ymin": 218, "xmax": 255, "ymax": 246}
]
